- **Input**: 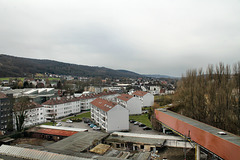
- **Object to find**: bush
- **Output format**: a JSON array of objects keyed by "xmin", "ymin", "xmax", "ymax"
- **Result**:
[{"xmin": 70, "ymin": 118, "xmax": 82, "ymax": 122}]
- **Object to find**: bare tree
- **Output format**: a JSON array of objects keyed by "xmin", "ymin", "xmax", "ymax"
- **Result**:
[
  {"xmin": 173, "ymin": 62, "xmax": 240, "ymax": 135},
  {"xmin": 13, "ymin": 97, "xmax": 34, "ymax": 132}
]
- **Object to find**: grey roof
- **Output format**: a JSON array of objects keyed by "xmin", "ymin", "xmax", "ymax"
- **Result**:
[
  {"xmin": 131, "ymin": 152, "xmax": 151, "ymax": 160},
  {"xmin": 47, "ymin": 132, "xmax": 109, "ymax": 153},
  {"xmin": 157, "ymin": 109, "xmax": 240, "ymax": 146},
  {"xmin": 0, "ymin": 145, "xmax": 90, "ymax": 160}
]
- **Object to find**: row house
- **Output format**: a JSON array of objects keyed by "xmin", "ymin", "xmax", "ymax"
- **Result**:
[
  {"xmin": 131, "ymin": 91, "xmax": 154, "ymax": 107},
  {"xmin": 116, "ymin": 94, "xmax": 142, "ymax": 115},
  {"xmin": 91, "ymin": 98, "xmax": 129, "ymax": 132},
  {"xmin": 0, "ymin": 92, "xmax": 13, "ymax": 132},
  {"xmin": 42, "ymin": 97, "xmax": 81, "ymax": 121}
]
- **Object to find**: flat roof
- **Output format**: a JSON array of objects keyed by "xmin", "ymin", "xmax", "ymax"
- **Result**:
[
  {"xmin": 47, "ymin": 132, "xmax": 109, "ymax": 153},
  {"xmin": 39, "ymin": 125, "xmax": 88, "ymax": 132},
  {"xmin": 157, "ymin": 109, "xmax": 240, "ymax": 146},
  {"xmin": 112, "ymin": 132, "xmax": 184, "ymax": 140},
  {"xmin": 90, "ymin": 144, "xmax": 111, "ymax": 155},
  {"xmin": 106, "ymin": 134, "xmax": 165, "ymax": 146}
]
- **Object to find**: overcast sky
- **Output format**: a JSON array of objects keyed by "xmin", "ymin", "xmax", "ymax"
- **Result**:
[{"xmin": 0, "ymin": 0, "xmax": 239, "ymax": 77}]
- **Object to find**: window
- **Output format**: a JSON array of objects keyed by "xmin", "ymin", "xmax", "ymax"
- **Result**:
[{"xmin": 116, "ymin": 144, "xmax": 121, "ymax": 148}]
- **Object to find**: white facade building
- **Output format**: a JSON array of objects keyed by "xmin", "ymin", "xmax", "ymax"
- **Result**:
[
  {"xmin": 13, "ymin": 102, "xmax": 46, "ymax": 129},
  {"xmin": 91, "ymin": 98, "xmax": 129, "ymax": 132},
  {"xmin": 116, "ymin": 94, "xmax": 142, "ymax": 115},
  {"xmin": 132, "ymin": 91, "xmax": 154, "ymax": 107},
  {"xmin": 24, "ymin": 103, "xmax": 46, "ymax": 127},
  {"xmin": 78, "ymin": 92, "xmax": 120, "ymax": 111},
  {"xmin": 149, "ymin": 86, "xmax": 161, "ymax": 95},
  {"xmin": 42, "ymin": 97, "xmax": 81, "ymax": 120}
]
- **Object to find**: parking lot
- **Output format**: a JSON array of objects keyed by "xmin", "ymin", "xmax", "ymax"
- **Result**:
[{"xmin": 56, "ymin": 119, "xmax": 161, "ymax": 135}]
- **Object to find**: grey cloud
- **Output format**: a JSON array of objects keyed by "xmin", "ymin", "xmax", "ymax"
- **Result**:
[{"xmin": 0, "ymin": 0, "xmax": 240, "ymax": 77}]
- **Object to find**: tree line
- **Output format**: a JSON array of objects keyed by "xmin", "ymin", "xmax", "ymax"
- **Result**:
[{"xmin": 172, "ymin": 62, "xmax": 240, "ymax": 135}]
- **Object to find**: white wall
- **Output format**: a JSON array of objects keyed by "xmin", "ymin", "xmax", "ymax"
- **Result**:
[
  {"xmin": 143, "ymin": 93, "xmax": 154, "ymax": 107},
  {"xmin": 107, "ymin": 105, "xmax": 129, "ymax": 132},
  {"xmin": 127, "ymin": 98, "xmax": 142, "ymax": 115},
  {"xmin": 20, "ymin": 107, "xmax": 46, "ymax": 128}
]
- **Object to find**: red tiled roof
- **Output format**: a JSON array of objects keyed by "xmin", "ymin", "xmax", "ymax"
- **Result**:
[
  {"xmin": 132, "ymin": 91, "xmax": 148, "ymax": 97},
  {"xmin": 42, "ymin": 97, "xmax": 77, "ymax": 105},
  {"xmin": 0, "ymin": 92, "xmax": 7, "ymax": 99},
  {"xmin": 42, "ymin": 91, "xmax": 118, "ymax": 105},
  {"xmin": 117, "ymin": 94, "xmax": 133, "ymax": 102},
  {"xmin": 33, "ymin": 128, "xmax": 77, "ymax": 137},
  {"xmin": 77, "ymin": 91, "xmax": 117, "ymax": 100},
  {"xmin": 91, "ymin": 98, "xmax": 117, "ymax": 112}
]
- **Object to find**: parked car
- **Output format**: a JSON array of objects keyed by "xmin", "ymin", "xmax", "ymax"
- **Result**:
[
  {"xmin": 142, "ymin": 110, "xmax": 148, "ymax": 114},
  {"xmin": 56, "ymin": 122, "xmax": 62, "ymax": 126},
  {"xmin": 83, "ymin": 118, "xmax": 90, "ymax": 123},
  {"xmin": 139, "ymin": 123, "xmax": 146, "ymax": 127},
  {"xmin": 143, "ymin": 126, "xmax": 152, "ymax": 130},
  {"xmin": 93, "ymin": 126, "xmax": 101, "ymax": 130},
  {"xmin": 66, "ymin": 119, "xmax": 73, "ymax": 123},
  {"xmin": 134, "ymin": 121, "xmax": 139, "ymax": 125},
  {"xmin": 217, "ymin": 131, "xmax": 227, "ymax": 135},
  {"xmin": 129, "ymin": 119, "xmax": 136, "ymax": 123},
  {"xmin": 88, "ymin": 121, "xmax": 93, "ymax": 125},
  {"xmin": 90, "ymin": 124, "xmax": 96, "ymax": 128},
  {"xmin": 165, "ymin": 130, "xmax": 173, "ymax": 135}
]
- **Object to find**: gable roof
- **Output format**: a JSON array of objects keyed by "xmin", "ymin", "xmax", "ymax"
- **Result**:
[
  {"xmin": 42, "ymin": 97, "xmax": 78, "ymax": 105},
  {"xmin": 91, "ymin": 98, "xmax": 117, "ymax": 112},
  {"xmin": 77, "ymin": 91, "xmax": 117, "ymax": 100},
  {"xmin": 0, "ymin": 92, "xmax": 7, "ymax": 99},
  {"xmin": 117, "ymin": 94, "xmax": 133, "ymax": 102},
  {"xmin": 132, "ymin": 91, "xmax": 148, "ymax": 97}
]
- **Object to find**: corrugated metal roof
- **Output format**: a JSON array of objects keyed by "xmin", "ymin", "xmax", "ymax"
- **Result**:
[
  {"xmin": 0, "ymin": 145, "xmax": 90, "ymax": 160},
  {"xmin": 47, "ymin": 132, "xmax": 109, "ymax": 152}
]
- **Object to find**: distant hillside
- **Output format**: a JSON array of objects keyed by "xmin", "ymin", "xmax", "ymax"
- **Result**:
[
  {"xmin": 144, "ymin": 74, "xmax": 179, "ymax": 79},
  {"xmin": 0, "ymin": 54, "xmax": 141, "ymax": 78}
]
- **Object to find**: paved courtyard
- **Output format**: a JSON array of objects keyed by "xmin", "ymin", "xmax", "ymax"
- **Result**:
[{"xmin": 56, "ymin": 119, "xmax": 161, "ymax": 135}]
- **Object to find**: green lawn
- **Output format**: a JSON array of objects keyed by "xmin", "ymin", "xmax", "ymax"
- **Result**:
[
  {"xmin": 0, "ymin": 77, "xmax": 25, "ymax": 81},
  {"xmin": 47, "ymin": 77, "xmax": 60, "ymax": 81},
  {"xmin": 61, "ymin": 112, "xmax": 91, "ymax": 122},
  {"xmin": 42, "ymin": 122, "xmax": 55, "ymax": 126},
  {"xmin": 130, "ymin": 113, "xmax": 152, "ymax": 127}
]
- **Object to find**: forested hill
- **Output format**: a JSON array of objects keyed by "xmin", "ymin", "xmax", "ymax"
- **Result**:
[{"xmin": 0, "ymin": 54, "xmax": 141, "ymax": 78}]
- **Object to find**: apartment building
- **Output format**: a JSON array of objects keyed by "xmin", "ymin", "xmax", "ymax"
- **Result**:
[
  {"xmin": 23, "ymin": 102, "xmax": 46, "ymax": 127},
  {"xmin": 91, "ymin": 98, "xmax": 129, "ymax": 132},
  {"xmin": 0, "ymin": 92, "xmax": 13, "ymax": 132},
  {"xmin": 42, "ymin": 97, "xmax": 81, "ymax": 120},
  {"xmin": 116, "ymin": 94, "xmax": 142, "ymax": 115},
  {"xmin": 78, "ymin": 92, "xmax": 120, "ymax": 111},
  {"xmin": 131, "ymin": 91, "xmax": 154, "ymax": 107}
]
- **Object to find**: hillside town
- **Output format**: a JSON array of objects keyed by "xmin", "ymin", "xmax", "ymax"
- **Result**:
[{"xmin": 0, "ymin": 76, "xmax": 183, "ymax": 160}]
